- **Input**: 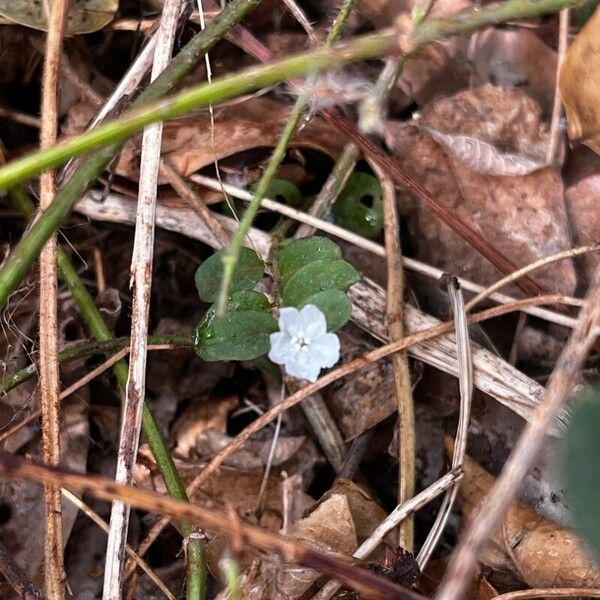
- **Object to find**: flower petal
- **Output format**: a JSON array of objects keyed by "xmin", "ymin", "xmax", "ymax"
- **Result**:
[
  {"xmin": 311, "ymin": 332, "xmax": 340, "ymax": 368},
  {"xmin": 284, "ymin": 351, "xmax": 321, "ymax": 383},
  {"xmin": 299, "ymin": 304, "xmax": 327, "ymax": 338},
  {"xmin": 268, "ymin": 331, "xmax": 293, "ymax": 364},
  {"xmin": 278, "ymin": 306, "xmax": 304, "ymax": 336}
]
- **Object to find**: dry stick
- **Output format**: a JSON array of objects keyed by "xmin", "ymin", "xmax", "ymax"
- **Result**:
[
  {"xmin": 104, "ymin": 2, "xmax": 184, "ymax": 598},
  {"xmin": 0, "ymin": 105, "xmax": 41, "ymax": 129},
  {"xmin": 38, "ymin": 1, "xmax": 70, "ymax": 597},
  {"xmin": 436, "ymin": 269, "xmax": 600, "ymax": 600},
  {"xmin": 60, "ymin": 489, "xmax": 176, "ymax": 600},
  {"xmin": 378, "ymin": 166, "xmax": 415, "ymax": 551},
  {"xmin": 493, "ymin": 590, "xmax": 600, "ymax": 600},
  {"xmin": 465, "ymin": 244, "xmax": 600, "ymax": 311},
  {"xmin": 312, "ymin": 468, "xmax": 463, "ymax": 600},
  {"xmin": 546, "ymin": 8, "xmax": 569, "ymax": 165},
  {"xmin": 417, "ymin": 278, "xmax": 472, "ymax": 569},
  {"xmin": 191, "ymin": 174, "xmax": 589, "ymax": 327},
  {"xmin": 0, "ymin": 539, "xmax": 43, "ymax": 600},
  {"xmin": 0, "ymin": 452, "xmax": 424, "ymax": 600},
  {"xmin": 133, "ymin": 294, "xmax": 566, "ymax": 560}
]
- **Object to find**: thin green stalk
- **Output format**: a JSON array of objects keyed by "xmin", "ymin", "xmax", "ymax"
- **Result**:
[
  {"xmin": 9, "ymin": 188, "xmax": 199, "ymax": 561},
  {"xmin": 186, "ymin": 532, "xmax": 207, "ymax": 600},
  {"xmin": 0, "ymin": 0, "xmax": 263, "ymax": 311},
  {"xmin": 215, "ymin": 0, "xmax": 359, "ymax": 316}
]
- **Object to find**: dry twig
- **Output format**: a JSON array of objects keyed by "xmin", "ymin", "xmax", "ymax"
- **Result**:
[
  {"xmin": 103, "ymin": 1, "xmax": 183, "ymax": 596},
  {"xmin": 38, "ymin": 1, "xmax": 71, "ymax": 596}
]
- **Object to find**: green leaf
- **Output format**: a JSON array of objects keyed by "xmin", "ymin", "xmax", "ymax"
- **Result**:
[
  {"xmin": 333, "ymin": 172, "xmax": 383, "ymax": 239},
  {"xmin": 562, "ymin": 385, "xmax": 600, "ymax": 562},
  {"xmin": 225, "ymin": 290, "xmax": 271, "ymax": 312},
  {"xmin": 262, "ymin": 178, "xmax": 303, "ymax": 207},
  {"xmin": 301, "ymin": 289, "xmax": 353, "ymax": 331},
  {"xmin": 282, "ymin": 259, "xmax": 360, "ymax": 307},
  {"xmin": 195, "ymin": 247, "xmax": 263, "ymax": 303},
  {"xmin": 193, "ymin": 310, "xmax": 278, "ymax": 361},
  {"xmin": 277, "ymin": 237, "xmax": 342, "ymax": 283}
]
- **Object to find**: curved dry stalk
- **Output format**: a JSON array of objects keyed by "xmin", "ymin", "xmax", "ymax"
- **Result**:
[
  {"xmin": 61, "ymin": 489, "xmax": 175, "ymax": 600},
  {"xmin": 377, "ymin": 166, "xmax": 414, "ymax": 551},
  {"xmin": 39, "ymin": 1, "xmax": 70, "ymax": 596},
  {"xmin": 417, "ymin": 278, "xmax": 472, "ymax": 568},
  {"xmin": 104, "ymin": 2, "xmax": 184, "ymax": 597},
  {"xmin": 465, "ymin": 244, "xmax": 600, "ymax": 312},
  {"xmin": 436, "ymin": 267, "xmax": 600, "ymax": 600},
  {"xmin": 312, "ymin": 468, "xmax": 463, "ymax": 600},
  {"xmin": 132, "ymin": 293, "xmax": 567, "ymax": 560},
  {"xmin": 0, "ymin": 451, "xmax": 425, "ymax": 600}
]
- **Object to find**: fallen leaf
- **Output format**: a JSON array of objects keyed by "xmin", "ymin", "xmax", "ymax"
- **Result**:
[
  {"xmin": 0, "ymin": 0, "xmax": 117, "ymax": 34},
  {"xmin": 473, "ymin": 28, "xmax": 558, "ymax": 117},
  {"xmin": 64, "ymin": 97, "xmax": 348, "ymax": 184},
  {"xmin": 420, "ymin": 559, "xmax": 498, "ymax": 599},
  {"xmin": 560, "ymin": 6, "xmax": 600, "ymax": 152},
  {"xmin": 454, "ymin": 446, "xmax": 600, "ymax": 589},
  {"xmin": 171, "ymin": 395, "xmax": 238, "ymax": 458},
  {"xmin": 384, "ymin": 88, "xmax": 576, "ymax": 294}
]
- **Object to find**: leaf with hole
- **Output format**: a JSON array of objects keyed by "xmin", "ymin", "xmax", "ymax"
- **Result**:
[
  {"xmin": 300, "ymin": 290, "xmax": 353, "ymax": 332},
  {"xmin": 561, "ymin": 385, "xmax": 600, "ymax": 563},
  {"xmin": 194, "ymin": 310, "xmax": 278, "ymax": 361},
  {"xmin": 282, "ymin": 259, "xmax": 360, "ymax": 307},
  {"xmin": 277, "ymin": 237, "xmax": 342, "ymax": 283},
  {"xmin": 0, "ymin": 0, "xmax": 117, "ymax": 34},
  {"xmin": 261, "ymin": 178, "xmax": 303, "ymax": 207},
  {"xmin": 333, "ymin": 172, "xmax": 383, "ymax": 239},
  {"xmin": 195, "ymin": 247, "xmax": 263, "ymax": 303}
]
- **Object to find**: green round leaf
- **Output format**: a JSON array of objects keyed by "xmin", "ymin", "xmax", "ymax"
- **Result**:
[
  {"xmin": 282, "ymin": 259, "xmax": 360, "ymax": 307},
  {"xmin": 226, "ymin": 290, "xmax": 271, "ymax": 312},
  {"xmin": 333, "ymin": 172, "xmax": 383, "ymax": 239},
  {"xmin": 194, "ymin": 310, "xmax": 278, "ymax": 361},
  {"xmin": 0, "ymin": 0, "xmax": 117, "ymax": 34},
  {"xmin": 277, "ymin": 237, "xmax": 342, "ymax": 283},
  {"xmin": 195, "ymin": 247, "xmax": 263, "ymax": 303},
  {"xmin": 562, "ymin": 386, "xmax": 600, "ymax": 562},
  {"xmin": 301, "ymin": 290, "xmax": 353, "ymax": 332},
  {"xmin": 261, "ymin": 179, "xmax": 303, "ymax": 207}
]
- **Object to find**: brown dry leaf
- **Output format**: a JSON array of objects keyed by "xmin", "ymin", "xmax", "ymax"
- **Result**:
[
  {"xmin": 418, "ymin": 84, "xmax": 550, "ymax": 173},
  {"xmin": 384, "ymin": 86, "xmax": 576, "ymax": 294},
  {"xmin": 455, "ymin": 447, "xmax": 600, "ymax": 588},
  {"xmin": 64, "ymin": 97, "xmax": 347, "ymax": 183},
  {"xmin": 473, "ymin": 29, "xmax": 558, "ymax": 117},
  {"xmin": 560, "ymin": 6, "xmax": 600, "ymax": 152},
  {"xmin": 328, "ymin": 333, "xmax": 395, "ymax": 440},
  {"xmin": 171, "ymin": 395, "xmax": 238, "ymax": 458},
  {"xmin": 230, "ymin": 493, "xmax": 359, "ymax": 600}
]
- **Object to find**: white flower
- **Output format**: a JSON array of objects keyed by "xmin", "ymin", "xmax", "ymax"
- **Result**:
[{"xmin": 268, "ymin": 305, "xmax": 340, "ymax": 383}]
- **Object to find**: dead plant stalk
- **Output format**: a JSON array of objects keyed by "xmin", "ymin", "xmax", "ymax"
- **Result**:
[
  {"xmin": 103, "ymin": 1, "xmax": 184, "ymax": 598},
  {"xmin": 39, "ymin": 1, "xmax": 71, "ymax": 597}
]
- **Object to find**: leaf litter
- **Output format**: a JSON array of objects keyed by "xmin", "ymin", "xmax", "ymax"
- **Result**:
[{"xmin": 1, "ymin": 0, "xmax": 600, "ymax": 598}]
